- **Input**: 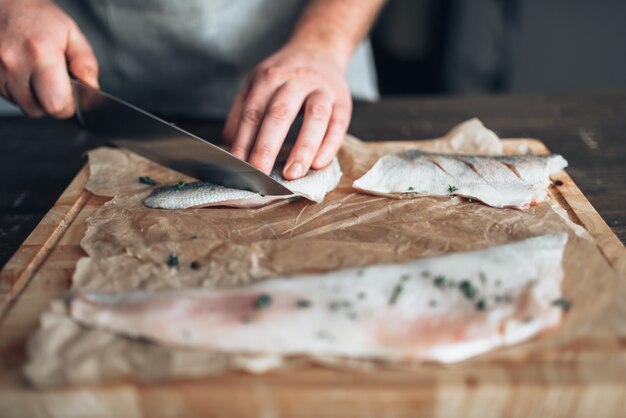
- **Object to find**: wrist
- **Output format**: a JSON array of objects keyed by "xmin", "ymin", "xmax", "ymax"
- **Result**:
[{"xmin": 285, "ymin": 30, "xmax": 354, "ymax": 72}]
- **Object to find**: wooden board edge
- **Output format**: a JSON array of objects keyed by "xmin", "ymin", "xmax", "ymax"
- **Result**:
[
  {"xmin": 0, "ymin": 165, "xmax": 91, "ymax": 323},
  {"xmin": 510, "ymin": 138, "xmax": 626, "ymax": 275},
  {"xmin": 551, "ymin": 170, "xmax": 626, "ymax": 276}
]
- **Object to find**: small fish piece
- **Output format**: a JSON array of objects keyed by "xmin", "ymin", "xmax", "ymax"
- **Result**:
[
  {"xmin": 70, "ymin": 233, "xmax": 568, "ymax": 364},
  {"xmin": 144, "ymin": 158, "xmax": 342, "ymax": 209},
  {"xmin": 352, "ymin": 151, "xmax": 568, "ymax": 209}
]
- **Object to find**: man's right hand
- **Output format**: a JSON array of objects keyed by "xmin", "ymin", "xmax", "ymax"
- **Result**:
[{"xmin": 0, "ymin": 0, "xmax": 98, "ymax": 118}]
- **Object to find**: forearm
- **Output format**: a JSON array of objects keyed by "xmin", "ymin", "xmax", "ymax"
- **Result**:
[{"xmin": 287, "ymin": 0, "xmax": 387, "ymax": 70}]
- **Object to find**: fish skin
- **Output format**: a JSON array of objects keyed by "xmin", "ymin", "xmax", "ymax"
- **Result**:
[
  {"xmin": 70, "ymin": 233, "xmax": 568, "ymax": 364},
  {"xmin": 352, "ymin": 151, "xmax": 568, "ymax": 209},
  {"xmin": 144, "ymin": 158, "xmax": 342, "ymax": 209}
]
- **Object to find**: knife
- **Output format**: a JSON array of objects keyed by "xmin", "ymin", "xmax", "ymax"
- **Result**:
[{"xmin": 71, "ymin": 79, "xmax": 292, "ymax": 196}]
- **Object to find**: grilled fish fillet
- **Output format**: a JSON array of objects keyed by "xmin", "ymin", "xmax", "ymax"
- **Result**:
[
  {"xmin": 353, "ymin": 151, "xmax": 568, "ymax": 209},
  {"xmin": 144, "ymin": 158, "xmax": 342, "ymax": 209},
  {"xmin": 70, "ymin": 233, "xmax": 568, "ymax": 363}
]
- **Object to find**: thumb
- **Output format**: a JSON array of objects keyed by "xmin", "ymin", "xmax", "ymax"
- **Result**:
[{"xmin": 66, "ymin": 28, "xmax": 99, "ymax": 89}]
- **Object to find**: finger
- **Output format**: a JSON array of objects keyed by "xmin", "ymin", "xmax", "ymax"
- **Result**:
[
  {"xmin": 229, "ymin": 69, "xmax": 286, "ymax": 161},
  {"xmin": 0, "ymin": 44, "xmax": 45, "ymax": 117},
  {"xmin": 31, "ymin": 60, "xmax": 75, "ymax": 118},
  {"xmin": 311, "ymin": 100, "xmax": 351, "ymax": 169},
  {"xmin": 6, "ymin": 77, "xmax": 45, "ymax": 118},
  {"xmin": 247, "ymin": 83, "xmax": 309, "ymax": 174},
  {"xmin": 223, "ymin": 88, "xmax": 247, "ymax": 145},
  {"xmin": 283, "ymin": 91, "xmax": 332, "ymax": 180},
  {"xmin": 66, "ymin": 27, "xmax": 99, "ymax": 88}
]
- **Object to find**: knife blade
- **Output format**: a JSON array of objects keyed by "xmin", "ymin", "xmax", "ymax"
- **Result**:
[{"xmin": 71, "ymin": 79, "xmax": 292, "ymax": 196}]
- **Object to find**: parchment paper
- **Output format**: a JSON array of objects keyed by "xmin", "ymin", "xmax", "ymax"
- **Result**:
[{"xmin": 24, "ymin": 120, "xmax": 624, "ymax": 388}]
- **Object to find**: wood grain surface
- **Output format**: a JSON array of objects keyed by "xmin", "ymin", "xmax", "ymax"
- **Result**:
[
  {"xmin": 0, "ymin": 136, "xmax": 624, "ymax": 418},
  {"xmin": 1, "ymin": 91, "xmax": 625, "ymax": 269}
]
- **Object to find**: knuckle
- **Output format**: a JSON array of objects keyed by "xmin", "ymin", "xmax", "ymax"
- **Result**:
[
  {"xmin": 293, "ymin": 66, "xmax": 311, "ymax": 78},
  {"xmin": 254, "ymin": 143, "xmax": 275, "ymax": 158},
  {"xmin": 297, "ymin": 142, "xmax": 317, "ymax": 155},
  {"xmin": 23, "ymin": 38, "xmax": 46, "ymax": 62},
  {"xmin": 267, "ymin": 103, "xmax": 290, "ymax": 121},
  {"xmin": 0, "ymin": 45, "xmax": 20, "ymax": 73},
  {"xmin": 331, "ymin": 111, "xmax": 351, "ymax": 130},
  {"xmin": 307, "ymin": 101, "xmax": 331, "ymax": 120},
  {"xmin": 260, "ymin": 66, "xmax": 283, "ymax": 83},
  {"xmin": 230, "ymin": 145, "xmax": 247, "ymax": 156},
  {"xmin": 242, "ymin": 108, "xmax": 263, "ymax": 125}
]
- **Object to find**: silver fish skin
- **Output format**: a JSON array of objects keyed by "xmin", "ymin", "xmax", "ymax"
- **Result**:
[
  {"xmin": 144, "ymin": 158, "xmax": 342, "ymax": 209},
  {"xmin": 352, "ymin": 151, "xmax": 568, "ymax": 209},
  {"xmin": 71, "ymin": 233, "xmax": 568, "ymax": 364}
]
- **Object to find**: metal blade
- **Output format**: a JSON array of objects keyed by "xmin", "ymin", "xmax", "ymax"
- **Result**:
[{"xmin": 71, "ymin": 79, "xmax": 292, "ymax": 196}]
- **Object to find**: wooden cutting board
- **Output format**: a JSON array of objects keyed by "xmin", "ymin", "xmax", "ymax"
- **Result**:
[{"xmin": 0, "ymin": 139, "xmax": 624, "ymax": 418}]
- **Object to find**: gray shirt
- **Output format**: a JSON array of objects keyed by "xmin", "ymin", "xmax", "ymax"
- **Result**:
[{"xmin": 55, "ymin": 0, "xmax": 379, "ymax": 118}]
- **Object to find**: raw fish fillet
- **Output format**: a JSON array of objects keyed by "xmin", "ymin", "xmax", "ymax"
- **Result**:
[
  {"xmin": 70, "ymin": 233, "xmax": 568, "ymax": 364},
  {"xmin": 353, "ymin": 151, "xmax": 567, "ymax": 209},
  {"xmin": 144, "ymin": 158, "xmax": 342, "ymax": 209}
]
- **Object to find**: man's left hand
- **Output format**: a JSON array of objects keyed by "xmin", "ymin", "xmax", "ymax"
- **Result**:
[{"xmin": 223, "ymin": 44, "xmax": 352, "ymax": 180}]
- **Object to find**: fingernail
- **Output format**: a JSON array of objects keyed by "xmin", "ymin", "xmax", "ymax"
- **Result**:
[{"xmin": 286, "ymin": 162, "xmax": 304, "ymax": 178}]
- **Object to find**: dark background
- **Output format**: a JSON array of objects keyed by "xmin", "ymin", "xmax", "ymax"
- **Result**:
[{"xmin": 372, "ymin": 0, "xmax": 626, "ymax": 96}]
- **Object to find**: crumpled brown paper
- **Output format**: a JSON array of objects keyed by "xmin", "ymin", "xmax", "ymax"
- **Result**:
[{"xmin": 24, "ymin": 120, "xmax": 624, "ymax": 388}]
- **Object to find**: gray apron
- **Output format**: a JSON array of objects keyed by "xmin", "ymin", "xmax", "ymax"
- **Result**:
[{"xmin": 56, "ymin": 0, "xmax": 379, "ymax": 118}]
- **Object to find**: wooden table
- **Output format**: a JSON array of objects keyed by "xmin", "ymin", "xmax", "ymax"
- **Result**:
[
  {"xmin": 1, "ymin": 92, "xmax": 625, "ymax": 417},
  {"xmin": 1, "ymin": 91, "xmax": 625, "ymax": 270}
]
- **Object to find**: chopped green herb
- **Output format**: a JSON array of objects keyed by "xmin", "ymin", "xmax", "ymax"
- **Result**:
[
  {"xmin": 191, "ymin": 235, "xmax": 198, "ymax": 240},
  {"xmin": 296, "ymin": 299, "xmax": 312, "ymax": 309},
  {"xmin": 138, "ymin": 176, "xmax": 157, "ymax": 186},
  {"xmin": 254, "ymin": 293, "xmax": 272, "ymax": 310},
  {"xmin": 388, "ymin": 284, "xmax": 404, "ymax": 306},
  {"xmin": 552, "ymin": 298, "xmax": 572, "ymax": 312},
  {"xmin": 476, "ymin": 299, "xmax": 486, "ymax": 310},
  {"xmin": 479, "ymin": 272, "xmax": 487, "ymax": 284},
  {"xmin": 408, "ymin": 186, "xmax": 415, "ymax": 192},
  {"xmin": 316, "ymin": 330, "xmax": 334, "ymax": 341},
  {"xmin": 448, "ymin": 184, "xmax": 458, "ymax": 194},
  {"xmin": 458, "ymin": 280, "xmax": 476, "ymax": 299},
  {"xmin": 177, "ymin": 180, "xmax": 186, "ymax": 190},
  {"xmin": 288, "ymin": 196, "xmax": 300, "ymax": 203},
  {"xmin": 167, "ymin": 253, "xmax": 179, "ymax": 267},
  {"xmin": 190, "ymin": 260, "xmax": 200, "ymax": 270},
  {"xmin": 357, "ymin": 292, "xmax": 366, "ymax": 300},
  {"xmin": 328, "ymin": 300, "xmax": 351, "ymax": 311},
  {"xmin": 434, "ymin": 275, "xmax": 447, "ymax": 289},
  {"xmin": 429, "ymin": 299, "xmax": 437, "ymax": 308}
]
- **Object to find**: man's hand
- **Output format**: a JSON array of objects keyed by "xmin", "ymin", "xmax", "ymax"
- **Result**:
[
  {"xmin": 224, "ymin": 44, "xmax": 352, "ymax": 180},
  {"xmin": 0, "ymin": 0, "xmax": 98, "ymax": 118},
  {"xmin": 224, "ymin": 0, "xmax": 386, "ymax": 180}
]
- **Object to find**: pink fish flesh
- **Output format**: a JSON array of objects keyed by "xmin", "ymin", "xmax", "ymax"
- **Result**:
[{"xmin": 70, "ymin": 233, "xmax": 568, "ymax": 363}]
